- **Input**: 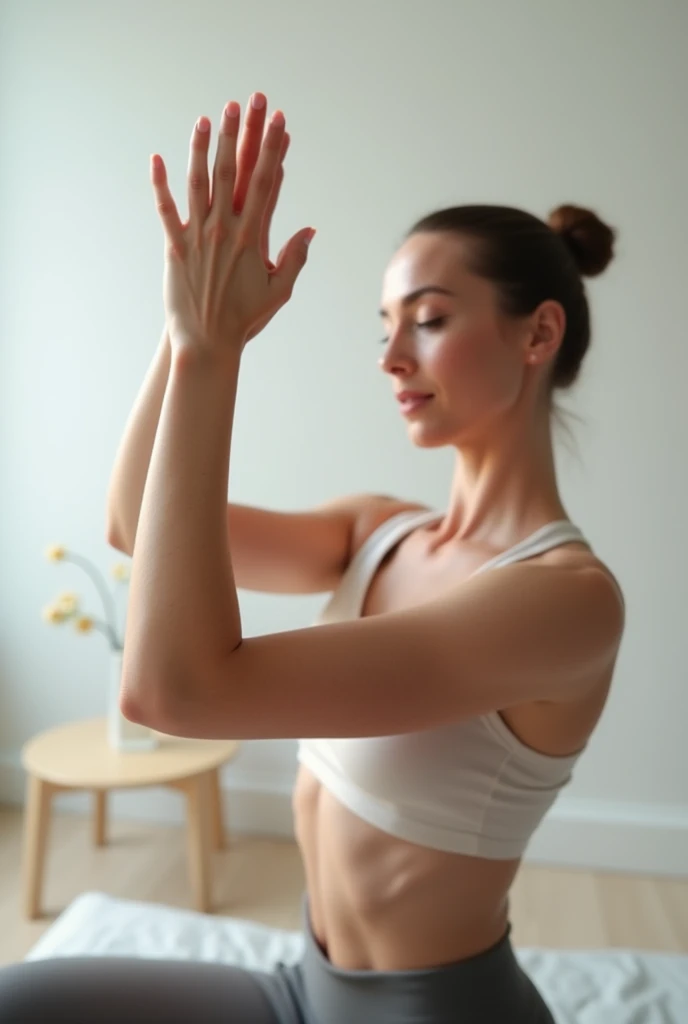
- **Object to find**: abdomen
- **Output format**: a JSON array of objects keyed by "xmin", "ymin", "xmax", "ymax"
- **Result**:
[{"xmin": 292, "ymin": 765, "xmax": 519, "ymax": 971}]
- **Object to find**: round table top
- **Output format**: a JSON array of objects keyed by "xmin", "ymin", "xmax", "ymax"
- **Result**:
[{"xmin": 21, "ymin": 717, "xmax": 240, "ymax": 789}]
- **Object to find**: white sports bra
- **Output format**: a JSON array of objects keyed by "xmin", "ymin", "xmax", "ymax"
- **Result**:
[{"xmin": 297, "ymin": 509, "xmax": 589, "ymax": 859}]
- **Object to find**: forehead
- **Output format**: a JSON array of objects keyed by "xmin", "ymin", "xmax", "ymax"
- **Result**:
[{"xmin": 380, "ymin": 232, "xmax": 472, "ymax": 311}]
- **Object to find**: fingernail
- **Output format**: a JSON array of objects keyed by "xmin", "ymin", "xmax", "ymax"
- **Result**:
[
  {"xmin": 196, "ymin": 116, "xmax": 210, "ymax": 132},
  {"xmin": 251, "ymin": 93, "xmax": 266, "ymax": 110},
  {"xmin": 271, "ymin": 110, "xmax": 285, "ymax": 129},
  {"xmin": 224, "ymin": 101, "xmax": 240, "ymax": 120},
  {"xmin": 304, "ymin": 228, "xmax": 316, "ymax": 247}
]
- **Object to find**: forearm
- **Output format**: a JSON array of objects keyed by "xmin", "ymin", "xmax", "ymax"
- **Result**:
[
  {"xmin": 106, "ymin": 329, "xmax": 171, "ymax": 551},
  {"xmin": 121, "ymin": 345, "xmax": 243, "ymax": 715}
]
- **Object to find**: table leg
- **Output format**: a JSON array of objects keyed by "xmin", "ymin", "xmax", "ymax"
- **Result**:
[
  {"xmin": 210, "ymin": 768, "xmax": 225, "ymax": 850},
  {"xmin": 184, "ymin": 771, "xmax": 213, "ymax": 913},
  {"xmin": 22, "ymin": 774, "xmax": 54, "ymax": 919},
  {"xmin": 93, "ymin": 789, "xmax": 107, "ymax": 846}
]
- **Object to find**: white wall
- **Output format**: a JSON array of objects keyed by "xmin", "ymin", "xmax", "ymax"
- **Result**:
[{"xmin": 1, "ymin": 0, "xmax": 686, "ymax": 874}]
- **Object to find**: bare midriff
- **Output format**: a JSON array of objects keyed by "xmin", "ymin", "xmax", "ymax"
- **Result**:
[{"xmin": 292, "ymin": 764, "xmax": 521, "ymax": 971}]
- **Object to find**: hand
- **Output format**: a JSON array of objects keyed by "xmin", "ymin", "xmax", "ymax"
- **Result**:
[
  {"xmin": 151, "ymin": 95, "xmax": 314, "ymax": 358},
  {"xmin": 159, "ymin": 94, "xmax": 288, "ymax": 351}
]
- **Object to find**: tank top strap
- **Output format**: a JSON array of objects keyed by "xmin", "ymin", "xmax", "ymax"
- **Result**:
[
  {"xmin": 472, "ymin": 521, "xmax": 589, "ymax": 577},
  {"xmin": 347, "ymin": 508, "xmax": 441, "ymax": 615},
  {"xmin": 332, "ymin": 512, "xmax": 589, "ymax": 620},
  {"xmin": 354, "ymin": 508, "xmax": 442, "ymax": 576}
]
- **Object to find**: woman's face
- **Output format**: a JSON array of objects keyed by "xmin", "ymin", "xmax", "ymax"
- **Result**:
[{"xmin": 378, "ymin": 232, "xmax": 537, "ymax": 448}]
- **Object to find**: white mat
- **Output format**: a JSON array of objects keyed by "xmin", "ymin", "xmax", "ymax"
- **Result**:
[{"xmin": 26, "ymin": 892, "xmax": 688, "ymax": 1023}]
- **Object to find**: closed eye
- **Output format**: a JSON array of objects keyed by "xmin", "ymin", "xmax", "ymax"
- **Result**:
[
  {"xmin": 378, "ymin": 316, "xmax": 448, "ymax": 345},
  {"xmin": 418, "ymin": 316, "xmax": 448, "ymax": 331}
]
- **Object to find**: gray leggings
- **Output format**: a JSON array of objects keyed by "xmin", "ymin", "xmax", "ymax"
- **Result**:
[{"xmin": 0, "ymin": 893, "xmax": 555, "ymax": 1023}]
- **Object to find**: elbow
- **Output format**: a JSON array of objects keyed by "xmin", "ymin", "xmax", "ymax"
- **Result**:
[
  {"xmin": 106, "ymin": 524, "xmax": 132, "ymax": 555},
  {"xmin": 119, "ymin": 677, "xmax": 152, "ymax": 727},
  {"xmin": 120, "ymin": 684, "xmax": 173, "ymax": 734},
  {"xmin": 119, "ymin": 662, "xmax": 184, "ymax": 734},
  {"xmin": 105, "ymin": 501, "xmax": 133, "ymax": 554},
  {"xmin": 119, "ymin": 687, "xmax": 146, "ymax": 726}
]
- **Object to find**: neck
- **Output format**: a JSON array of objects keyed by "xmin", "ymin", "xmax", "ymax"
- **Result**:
[{"xmin": 435, "ymin": 402, "xmax": 567, "ymax": 550}]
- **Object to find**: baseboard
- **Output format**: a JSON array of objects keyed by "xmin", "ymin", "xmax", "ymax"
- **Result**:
[
  {"xmin": 0, "ymin": 752, "xmax": 296, "ymax": 840},
  {"xmin": 2, "ymin": 751, "xmax": 686, "ymax": 876},
  {"xmin": 526, "ymin": 797, "xmax": 688, "ymax": 876}
]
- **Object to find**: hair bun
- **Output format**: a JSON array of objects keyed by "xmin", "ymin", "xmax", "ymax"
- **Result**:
[{"xmin": 548, "ymin": 204, "xmax": 616, "ymax": 277}]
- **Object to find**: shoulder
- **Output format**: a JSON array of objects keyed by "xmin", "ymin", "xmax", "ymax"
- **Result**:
[
  {"xmin": 349, "ymin": 494, "xmax": 432, "ymax": 562},
  {"xmin": 474, "ymin": 552, "xmax": 626, "ymax": 690},
  {"xmin": 311, "ymin": 492, "xmax": 432, "ymax": 575},
  {"xmin": 537, "ymin": 544, "xmax": 625, "ymax": 627},
  {"xmin": 406, "ymin": 555, "xmax": 626, "ymax": 715}
]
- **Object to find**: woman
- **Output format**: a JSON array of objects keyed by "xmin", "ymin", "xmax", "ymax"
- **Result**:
[{"xmin": 0, "ymin": 93, "xmax": 624, "ymax": 1023}]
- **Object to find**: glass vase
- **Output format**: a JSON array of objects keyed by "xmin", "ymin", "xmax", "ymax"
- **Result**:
[{"xmin": 107, "ymin": 648, "xmax": 159, "ymax": 752}]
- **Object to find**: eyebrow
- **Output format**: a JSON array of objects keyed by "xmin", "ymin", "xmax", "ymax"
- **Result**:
[{"xmin": 378, "ymin": 286, "xmax": 456, "ymax": 318}]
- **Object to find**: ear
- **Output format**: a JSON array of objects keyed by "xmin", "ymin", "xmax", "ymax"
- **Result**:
[{"xmin": 524, "ymin": 300, "xmax": 566, "ymax": 368}]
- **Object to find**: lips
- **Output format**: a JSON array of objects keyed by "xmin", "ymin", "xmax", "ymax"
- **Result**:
[
  {"xmin": 396, "ymin": 391, "xmax": 433, "ymax": 403},
  {"xmin": 396, "ymin": 391, "xmax": 434, "ymax": 416}
]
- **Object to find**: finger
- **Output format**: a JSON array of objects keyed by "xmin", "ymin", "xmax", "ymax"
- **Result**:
[
  {"xmin": 281, "ymin": 131, "xmax": 291, "ymax": 161},
  {"xmin": 150, "ymin": 154, "xmax": 184, "ymax": 251},
  {"xmin": 260, "ymin": 165, "xmax": 283, "ymax": 266},
  {"xmin": 209, "ymin": 101, "xmax": 240, "ymax": 223},
  {"xmin": 233, "ymin": 92, "xmax": 268, "ymax": 215},
  {"xmin": 187, "ymin": 116, "xmax": 212, "ymax": 229},
  {"xmin": 241, "ymin": 110, "xmax": 286, "ymax": 246},
  {"xmin": 270, "ymin": 227, "xmax": 316, "ymax": 306},
  {"xmin": 259, "ymin": 132, "xmax": 290, "ymax": 263}
]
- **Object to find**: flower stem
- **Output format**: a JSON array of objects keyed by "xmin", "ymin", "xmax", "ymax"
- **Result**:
[
  {"xmin": 66, "ymin": 554, "xmax": 122, "ymax": 646},
  {"xmin": 91, "ymin": 617, "xmax": 122, "ymax": 650}
]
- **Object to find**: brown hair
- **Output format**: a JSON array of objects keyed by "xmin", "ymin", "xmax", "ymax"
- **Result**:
[{"xmin": 406, "ymin": 203, "xmax": 616, "ymax": 389}]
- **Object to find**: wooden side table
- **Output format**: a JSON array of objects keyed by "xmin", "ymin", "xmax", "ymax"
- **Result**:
[{"xmin": 21, "ymin": 717, "xmax": 240, "ymax": 919}]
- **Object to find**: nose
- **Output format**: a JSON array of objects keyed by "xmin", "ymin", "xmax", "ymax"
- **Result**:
[{"xmin": 377, "ymin": 329, "xmax": 417, "ymax": 376}]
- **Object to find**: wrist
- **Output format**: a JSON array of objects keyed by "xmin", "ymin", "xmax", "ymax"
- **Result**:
[{"xmin": 170, "ymin": 340, "xmax": 242, "ymax": 383}]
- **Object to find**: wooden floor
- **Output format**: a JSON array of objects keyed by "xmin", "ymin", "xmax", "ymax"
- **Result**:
[{"xmin": 1, "ymin": 804, "xmax": 687, "ymax": 966}]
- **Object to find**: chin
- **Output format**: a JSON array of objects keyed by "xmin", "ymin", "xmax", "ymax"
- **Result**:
[{"xmin": 406, "ymin": 424, "xmax": 456, "ymax": 449}]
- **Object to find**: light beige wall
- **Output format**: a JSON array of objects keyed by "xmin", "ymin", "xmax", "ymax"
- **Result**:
[{"xmin": 1, "ymin": 0, "xmax": 686, "ymax": 872}]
